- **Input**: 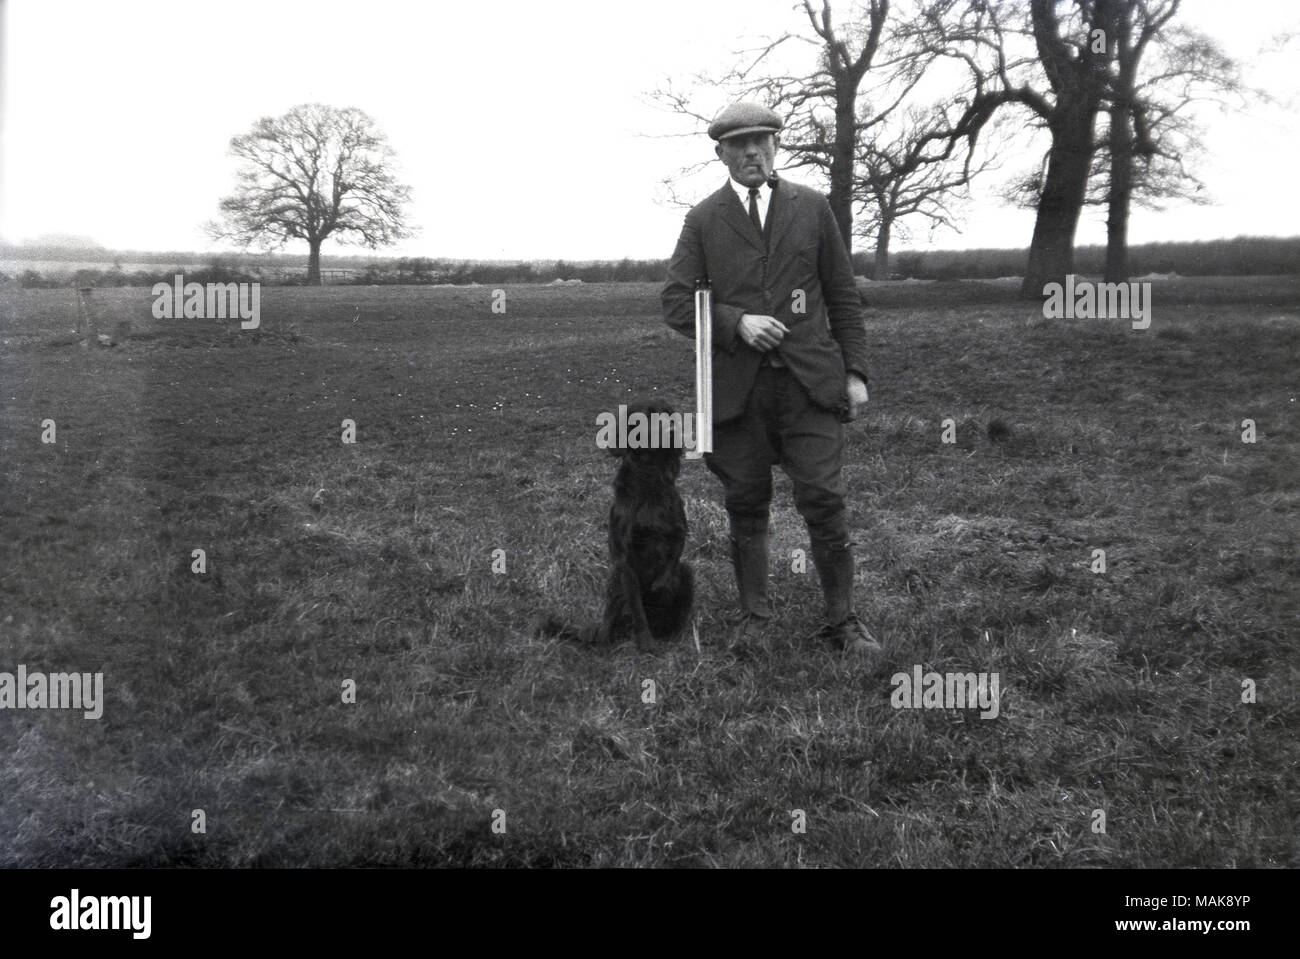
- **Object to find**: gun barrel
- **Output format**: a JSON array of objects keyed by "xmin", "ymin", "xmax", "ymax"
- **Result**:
[{"xmin": 688, "ymin": 282, "xmax": 713, "ymax": 458}]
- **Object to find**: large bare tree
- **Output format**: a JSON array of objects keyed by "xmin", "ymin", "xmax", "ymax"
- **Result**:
[
  {"xmin": 211, "ymin": 104, "xmax": 412, "ymax": 285},
  {"xmin": 914, "ymin": 0, "xmax": 1123, "ymax": 294},
  {"xmin": 995, "ymin": 0, "xmax": 1240, "ymax": 282},
  {"xmin": 788, "ymin": 0, "xmax": 892, "ymax": 250}
]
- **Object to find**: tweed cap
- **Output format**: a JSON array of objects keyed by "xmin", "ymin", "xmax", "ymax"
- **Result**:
[{"xmin": 707, "ymin": 102, "xmax": 783, "ymax": 141}]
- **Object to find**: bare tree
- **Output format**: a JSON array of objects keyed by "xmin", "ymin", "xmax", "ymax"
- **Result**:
[
  {"xmin": 918, "ymin": 0, "xmax": 1118, "ymax": 295},
  {"xmin": 994, "ymin": 1, "xmax": 1241, "ymax": 282},
  {"xmin": 211, "ymin": 104, "xmax": 412, "ymax": 285},
  {"xmin": 854, "ymin": 103, "xmax": 1001, "ymax": 278},
  {"xmin": 1103, "ymin": 2, "xmax": 1240, "ymax": 280},
  {"xmin": 786, "ymin": 0, "xmax": 892, "ymax": 250}
]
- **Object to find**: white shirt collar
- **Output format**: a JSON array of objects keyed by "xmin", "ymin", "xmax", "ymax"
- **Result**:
[
  {"xmin": 729, "ymin": 177, "xmax": 770, "ymax": 207},
  {"xmin": 729, "ymin": 177, "xmax": 771, "ymax": 227}
]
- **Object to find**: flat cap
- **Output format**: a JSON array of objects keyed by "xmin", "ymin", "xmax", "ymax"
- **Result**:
[{"xmin": 707, "ymin": 102, "xmax": 783, "ymax": 141}]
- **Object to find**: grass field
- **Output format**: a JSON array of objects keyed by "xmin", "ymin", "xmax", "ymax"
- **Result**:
[{"xmin": 0, "ymin": 278, "xmax": 1296, "ymax": 867}]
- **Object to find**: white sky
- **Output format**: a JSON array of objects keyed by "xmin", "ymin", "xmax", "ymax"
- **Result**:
[{"xmin": 2, "ymin": 0, "xmax": 1296, "ymax": 260}]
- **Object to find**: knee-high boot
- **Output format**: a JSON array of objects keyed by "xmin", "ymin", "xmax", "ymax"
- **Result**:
[
  {"xmin": 729, "ymin": 519, "xmax": 773, "ymax": 620},
  {"xmin": 809, "ymin": 535, "xmax": 881, "ymax": 654}
]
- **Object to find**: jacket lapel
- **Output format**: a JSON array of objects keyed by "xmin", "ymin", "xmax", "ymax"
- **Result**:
[
  {"xmin": 714, "ymin": 182, "xmax": 766, "ymax": 254},
  {"xmin": 765, "ymin": 176, "xmax": 795, "ymax": 261}
]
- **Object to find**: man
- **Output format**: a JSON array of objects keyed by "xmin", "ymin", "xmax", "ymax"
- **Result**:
[{"xmin": 662, "ymin": 101, "xmax": 880, "ymax": 656}]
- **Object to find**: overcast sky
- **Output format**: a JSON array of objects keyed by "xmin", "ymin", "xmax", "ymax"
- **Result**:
[{"xmin": 2, "ymin": 0, "xmax": 1296, "ymax": 260}]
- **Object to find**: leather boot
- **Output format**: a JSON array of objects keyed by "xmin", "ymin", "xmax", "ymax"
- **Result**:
[
  {"xmin": 810, "ymin": 537, "xmax": 881, "ymax": 655},
  {"xmin": 728, "ymin": 518, "xmax": 773, "ymax": 649}
]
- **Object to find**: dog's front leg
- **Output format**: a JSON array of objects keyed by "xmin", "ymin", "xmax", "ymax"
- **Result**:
[
  {"xmin": 650, "ymin": 532, "xmax": 686, "ymax": 595},
  {"xmin": 613, "ymin": 561, "xmax": 657, "ymax": 650}
]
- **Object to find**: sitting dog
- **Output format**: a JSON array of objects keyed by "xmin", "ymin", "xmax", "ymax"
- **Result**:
[{"xmin": 541, "ymin": 399, "xmax": 694, "ymax": 651}]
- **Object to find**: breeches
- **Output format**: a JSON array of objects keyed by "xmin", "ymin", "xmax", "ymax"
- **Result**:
[{"xmin": 704, "ymin": 365, "xmax": 848, "ymax": 545}]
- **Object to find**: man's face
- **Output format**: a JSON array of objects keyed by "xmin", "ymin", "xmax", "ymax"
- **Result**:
[{"xmin": 715, "ymin": 132, "xmax": 777, "ymax": 187}]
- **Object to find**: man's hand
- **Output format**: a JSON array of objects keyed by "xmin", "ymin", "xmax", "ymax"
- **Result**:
[
  {"xmin": 845, "ymin": 373, "xmax": 869, "ymax": 421},
  {"xmin": 738, "ymin": 313, "xmax": 789, "ymax": 352}
]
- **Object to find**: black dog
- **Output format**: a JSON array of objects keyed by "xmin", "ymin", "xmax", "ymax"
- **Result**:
[{"xmin": 541, "ymin": 400, "xmax": 694, "ymax": 651}]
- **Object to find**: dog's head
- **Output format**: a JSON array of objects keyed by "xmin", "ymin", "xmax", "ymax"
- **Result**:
[{"xmin": 608, "ymin": 399, "xmax": 686, "ymax": 478}]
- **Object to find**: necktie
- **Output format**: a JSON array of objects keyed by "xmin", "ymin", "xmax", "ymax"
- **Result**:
[{"xmin": 748, "ymin": 188, "xmax": 763, "ymax": 235}]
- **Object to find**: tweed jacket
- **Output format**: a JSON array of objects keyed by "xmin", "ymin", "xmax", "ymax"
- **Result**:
[{"xmin": 662, "ymin": 176, "xmax": 869, "ymax": 424}]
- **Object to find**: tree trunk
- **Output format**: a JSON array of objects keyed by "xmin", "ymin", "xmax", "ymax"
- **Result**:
[
  {"xmin": 1020, "ymin": 0, "xmax": 1114, "ymax": 298},
  {"xmin": 828, "ymin": 78, "xmax": 857, "ymax": 254},
  {"xmin": 1105, "ymin": 101, "xmax": 1133, "ymax": 283},
  {"xmin": 873, "ymin": 217, "xmax": 891, "ymax": 281},
  {"xmin": 1020, "ymin": 108, "xmax": 1099, "ymax": 297},
  {"xmin": 307, "ymin": 239, "xmax": 322, "ymax": 286},
  {"xmin": 1105, "ymin": 5, "xmax": 1134, "ymax": 284}
]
